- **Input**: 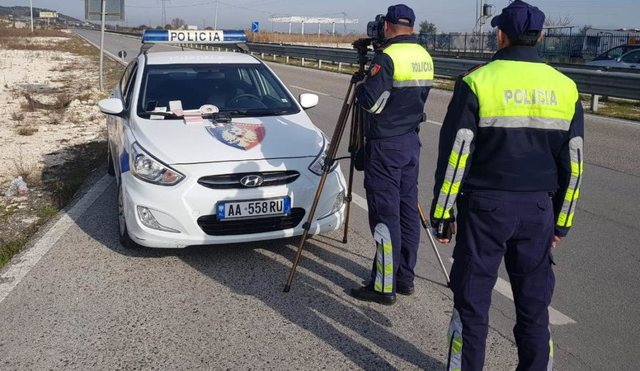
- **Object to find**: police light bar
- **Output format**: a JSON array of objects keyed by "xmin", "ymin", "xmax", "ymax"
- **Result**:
[{"xmin": 142, "ymin": 29, "xmax": 247, "ymax": 44}]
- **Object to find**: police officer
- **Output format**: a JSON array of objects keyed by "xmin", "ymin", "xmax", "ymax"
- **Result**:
[
  {"xmin": 350, "ymin": 4, "xmax": 434, "ymax": 305},
  {"xmin": 430, "ymin": 1, "xmax": 584, "ymax": 369}
]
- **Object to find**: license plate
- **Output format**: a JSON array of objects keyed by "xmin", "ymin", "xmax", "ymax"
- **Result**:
[{"xmin": 217, "ymin": 197, "xmax": 291, "ymax": 220}]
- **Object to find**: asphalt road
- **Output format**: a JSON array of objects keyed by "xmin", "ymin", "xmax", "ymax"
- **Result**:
[{"xmin": 1, "ymin": 29, "xmax": 639, "ymax": 370}]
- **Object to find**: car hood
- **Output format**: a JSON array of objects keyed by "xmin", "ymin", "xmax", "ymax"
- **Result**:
[{"xmin": 131, "ymin": 112, "xmax": 325, "ymax": 165}]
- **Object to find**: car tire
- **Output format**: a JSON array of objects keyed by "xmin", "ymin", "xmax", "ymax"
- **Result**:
[
  {"xmin": 107, "ymin": 145, "xmax": 115, "ymax": 176},
  {"xmin": 118, "ymin": 182, "xmax": 140, "ymax": 249}
]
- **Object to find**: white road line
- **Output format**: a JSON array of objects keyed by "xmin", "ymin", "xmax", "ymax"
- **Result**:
[
  {"xmin": 289, "ymin": 85, "xmax": 331, "ymax": 96},
  {"xmin": 350, "ymin": 182, "xmax": 576, "ymax": 325},
  {"xmin": 493, "ymin": 278, "xmax": 576, "ymax": 325},
  {"xmin": 74, "ymin": 31, "xmax": 126, "ymax": 66},
  {"xmin": 350, "ymin": 192, "xmax": 369, "ymax": 211},
  {"xmin": 0, "ymin": 175, "xmax": 114, "ymax": 305}
]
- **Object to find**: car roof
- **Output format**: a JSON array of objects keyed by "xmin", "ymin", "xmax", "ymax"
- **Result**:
[
  {"xmin": 144, "ymin": 51, "xmax": 262, "ymax": 65},
  {"xmin": 604, "ymin": 44, "xmax": 640, "ymax": 52}
]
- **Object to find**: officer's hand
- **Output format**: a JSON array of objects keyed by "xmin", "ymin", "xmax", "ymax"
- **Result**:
[
  {"xmin": 551, "ymin": 235, "xmax": 562, "ymax": 249},
  {"xmin": 433, "ymin": 222, "xmax": 456, "ymax": 244}
]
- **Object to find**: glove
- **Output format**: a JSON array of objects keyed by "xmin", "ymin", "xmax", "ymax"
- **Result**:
[
  {"xmin": 351, "ymin": 71, "xmax": 366, "ymax": 84},
  {"xmin": 434, "ymin": 220, "xmax": 455, "ymax": 241}
]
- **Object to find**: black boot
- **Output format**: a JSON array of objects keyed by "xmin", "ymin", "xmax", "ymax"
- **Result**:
[
  {"xmin": 396, "ymin": 285, "xmax": 415, "ymax": 296},
  {"xmin": 350, "ymin": 286, "xmax": 396, "ymax": 305}
]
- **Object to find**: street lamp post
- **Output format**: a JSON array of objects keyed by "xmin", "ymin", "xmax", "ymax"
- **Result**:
[
  {"xmin": 214, "ymin": 0, "xmax": 219, "ymax": 29},
  {"xmin": 29, "ymin": 0, "xmax": 34, "ymax": 32}
]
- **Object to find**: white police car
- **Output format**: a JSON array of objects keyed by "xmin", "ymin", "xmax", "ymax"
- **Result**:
[{"xmin": 98, "ymin": 30, "xmax": 346, "ymax": 248}]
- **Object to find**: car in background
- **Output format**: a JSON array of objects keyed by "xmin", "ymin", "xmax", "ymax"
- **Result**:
[
  {"xmin": 586, "ymin": 45, "xmax": 640, "ymax": 70},
  {"xmin": 586, "ymin": 48, "xmax": 640, "ymax": 70},
  {"xmin": 97, "ymin": 30, "xmax": 346, "ymax": 248},
  {"xmin": 590, "ymin": 44, "xmax": 640, "ymax": 62}
]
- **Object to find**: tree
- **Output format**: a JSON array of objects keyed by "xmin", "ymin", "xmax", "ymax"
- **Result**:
[
  {"xmin": 171, "ymin": 17, "xmax": 185, "ymax": 29},
  {"xmin": 579, "ymin": 24, "xmax": 592, "ymax": 36},
  {"xmin": 164, "ymin": 24, "xmax": 173, "ymax": 30},
  {"xmin": 544, "ymin": 15, "xmax": 574, "ymax": 36},
  {"xmin": 419, "ymin": 20, "xmax": 437, "ymax": 34}
]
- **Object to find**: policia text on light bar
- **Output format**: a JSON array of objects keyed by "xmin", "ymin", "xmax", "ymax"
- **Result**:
[
  {"xmin": 141, "ymin": 30, "xmax": 247, "ymax": 44},
  {"xmin": 171, "ymin": 31, "xmax": 221, "ymax": 43}
]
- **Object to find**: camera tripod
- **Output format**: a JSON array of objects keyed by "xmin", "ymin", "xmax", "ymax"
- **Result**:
[{"xmin": 283, "ymin": 39, "xmax": 450, "ymax": 293}]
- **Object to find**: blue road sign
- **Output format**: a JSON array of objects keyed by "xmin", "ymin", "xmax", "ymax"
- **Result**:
[{"xmin": 252, "ymin": 21, "xmax": 260, "ymax": 33}]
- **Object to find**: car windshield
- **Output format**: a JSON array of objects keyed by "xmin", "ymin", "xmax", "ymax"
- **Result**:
[
  {"xmin": 137, "ymin": 63, "xmax": 299, "ymax": 117},
  {"xmin": 593, "ymin": 45, "xmax": 640, "ymax": 61}
]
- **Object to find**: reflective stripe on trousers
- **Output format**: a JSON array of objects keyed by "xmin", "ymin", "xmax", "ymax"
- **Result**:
[
  {"xmin": 374, "ymin": 223, "xmax": 393, "ymax": 294},
  {"xmin": 447, "ymin": 308, "xmax": 463, "ymax": 371}
]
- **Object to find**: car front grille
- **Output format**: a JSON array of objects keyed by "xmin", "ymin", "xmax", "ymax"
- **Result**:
[
  {"xmin": 197, "ymin": 208, "xmax": 306, "ymax": 236},
  {"xmin": 197, "ymin": 171, "xmax": 300, "ymax": 189}
]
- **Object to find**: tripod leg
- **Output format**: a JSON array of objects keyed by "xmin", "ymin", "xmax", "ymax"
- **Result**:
[
  {"xmin": 283, "ymin": 171, "xmax": 333, "ymax": 292},
  {"xmin": 342, "ymin": 104, "xmax": 361, "ymax": 244},
  {"xmin": 284, "ymin": 82, "xmax": 357, "ymax": 293},
  {"xmin": 342, "ymin": 154, "xmax": 356, "ymax": 244},
  {"xmin": 417, "ymin": 204, "xmax": 451, "ymax": 286}
]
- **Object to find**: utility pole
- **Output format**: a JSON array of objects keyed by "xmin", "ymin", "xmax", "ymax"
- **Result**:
[
  {"xmin": 160, "ymin": 0, "xmax": 169, "ymax": 26},
  {"xmin": 99, "ymin": 0, "xmax": 106, "ymax": 91},
  {"xmin": 214, "ymin": 0, "xmax": 219, "ymax": 29},
  {"xmin": 29, "ymin": 0, "xmax": 33, "ymax": 32},
  {"xmin": 479, "ymin": 0, "xmax": 484, "ymax": 35},
  {"xmin": 341, "ymin": 12, "xmax": 347, "ymax": 34}
]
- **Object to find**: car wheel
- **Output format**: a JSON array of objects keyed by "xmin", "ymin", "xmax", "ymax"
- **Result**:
[
  {"xmin": 118, "ymin": 182, "xmax": 139, "ymax": 249},
  {"xmin": 107, "ymin": 144, "xmax": 115, "ymax": 176}
]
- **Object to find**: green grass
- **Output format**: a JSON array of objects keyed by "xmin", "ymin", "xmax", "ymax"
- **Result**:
[
  {"xmin": 0, "ymin": 237, "xmax": 27, "ymax": 268},
  {"xmin": 1, "ymin": 206, "xmax": 18, "ymax": 224}
]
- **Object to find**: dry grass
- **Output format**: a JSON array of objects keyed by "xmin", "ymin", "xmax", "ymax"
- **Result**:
[
  {"xmin": 22, "ymin": 92, "xmax": 72, "ymax": 112},
  {"xmin": 48, "ymin": 114, "xmax": 62, "ymax": 125},
  {"xmin": 12, "ymin": 149, "xmax": 39, "ymax": 184},
  {"xmin": 0, "ymin": 28, "xmax": 123, "ymax": 270},
  {"xmin": 16, "ymin": 126, "xmax": 38, "ymax": 136},
  {"xmin": 0, "ymin": 40, "xmax": 60, "ymax": 51},
  {"xmin": 10, "ymin": 111, "xmax": 24, "ymax": 121},
  {"xmin": 583, "ymin": 97, "xmax": 640, "ymax": 121},
  {"xmin": 0, "ymin": 27, "xmax": 67, "ymax": 38}
]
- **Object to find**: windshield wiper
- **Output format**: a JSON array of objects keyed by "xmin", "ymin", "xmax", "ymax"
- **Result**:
[
  {"xmin": 139, "ymin": 111, "xmax": 182, "ymax": 118},
  {"xmin": 225, "ymin": 109, "xmax": 293, "ymax": 117}
]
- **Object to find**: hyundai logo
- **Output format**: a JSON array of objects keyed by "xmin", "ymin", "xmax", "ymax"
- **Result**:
[{"xmin": 240, "ymin": 175, "xmax": 264, "ymax": 187}]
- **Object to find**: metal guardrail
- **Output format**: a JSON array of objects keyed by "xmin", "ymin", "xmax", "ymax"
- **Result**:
[
  {"xmin": 95, "ymin": 29, "xmax": 640, "ymax": 102},
  {"xmin": 247, "ymin": 43, "xmax": 640, "ymax": 101}
]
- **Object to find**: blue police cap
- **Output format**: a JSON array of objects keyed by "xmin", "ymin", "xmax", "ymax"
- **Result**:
[
  {"xmin": 385, "ymin": 4, "xmax": 415, "ymax": 27},
  {"xmin": 491, "ymin": 0, "xmax": 545, "ymax": 40}
]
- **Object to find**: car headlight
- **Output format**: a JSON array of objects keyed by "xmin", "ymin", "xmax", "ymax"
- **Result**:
[
  {"xmin": 130, "ymin": 142, "xmax": 184, "ymax": 186},
  {"xmin": 308, "ymin": 135, "xmax": 338, "ymax": 176}
]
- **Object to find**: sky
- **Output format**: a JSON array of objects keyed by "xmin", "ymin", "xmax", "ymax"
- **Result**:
[{"xmin": 1, "ymin": 0, "xmax": 638, "ymax": 33}]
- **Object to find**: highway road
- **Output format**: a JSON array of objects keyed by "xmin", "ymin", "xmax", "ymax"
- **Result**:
[{"xmin": 1, "ymin": 29, "xmax": 639, "ymax": 370}]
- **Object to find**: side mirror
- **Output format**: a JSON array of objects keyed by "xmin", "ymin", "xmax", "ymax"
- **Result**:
[
  {"xmin": 98, "ymin": 98, "xmax": 125, "ymax": 116},
  {"xmin": 299, "ymin": 93, "xmax": 319, "ymax": 110},
  {"xmin": 616, "ymin": 56, "xmax": 623, "ymax": 62}
]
